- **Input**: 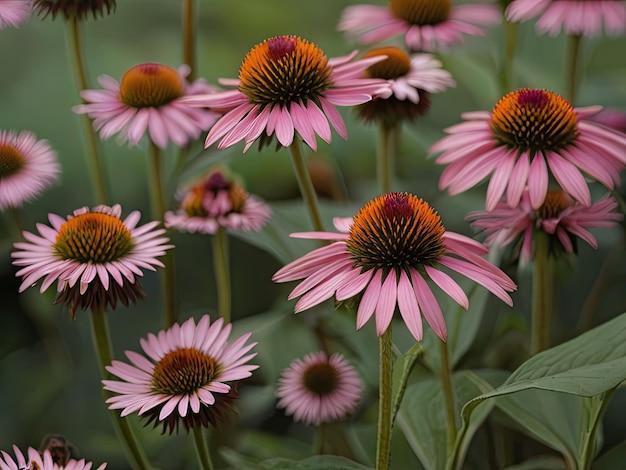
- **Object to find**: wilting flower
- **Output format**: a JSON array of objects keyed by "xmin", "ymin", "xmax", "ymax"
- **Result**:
[
  {"xmin": 12, "ymin": 204, "xmax": 173, "ymax": 318},
  {"xmin": 506, "ymin": 0, "xmax": 626, "ymax": 37},
  {"xmin": 0, "ymin": 129, "xmax": 60, "ymax": 210},
  {"xmin": 0, "ymin": 445, "xmax": 106, "ymax": 470},
  {"xmin": 33, "ymin": 0, "xmax": 115, "ymax": 20},
  {"xmin": 467, "ymin": 189, "xmax": 622, "ymax": 264},
  {"xmin": 356, "ymin": 46, "xmax": 455, "ymax": 126},
  {"xmin": 0, "ymin": 0, "xmax": 32, "ymax": 29},
  {"xmin": 273, "ymin": 192, "xmax": 516, "ymax": 342},
  {"xmin": 338, "ymin": 0, "xmax": 501, "ymax": 52},
  {"xmin": 73, "ymin": 63, "xmax": 219, "ymax": 149},
  {"xmin": 276, "ymin": 352, "xmax": 362, "ymax": 426},
  {"xmin": 183, "ymin": 35, "xmax": 391, "ymax": 152},
  {"xmin": 429, "ymin": 88, "xmax": 626, "ymax": 211},
  {"xmin": 103, "ymin": 314, "xmax": 258, "ymax": 434},
  {"xmin": 165, "ymin": 168, "xmax": 271, "ymax": 234}
]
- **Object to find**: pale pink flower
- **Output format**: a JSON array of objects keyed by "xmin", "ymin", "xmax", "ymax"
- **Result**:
[
  {"xmin": 0, "ymin": 445, "xmax": 106, "ymax": 470},
  {"xmin": 273, "ymin": 192, "xmax": 516, "ymax": 342},
  {"xmin": 0, "ymin": 0, "xmax": 31, "ymax": 29},
  {"xmin": 429, "ymin": 88, "xmax": 626, "ymax": 211},
  {"xmin": 73, "ymin": 63, "xmax": 220, "ymax": 149},
  {"xmin": 183, "ymin": 35, "xmax": 391, "ymax": 152},
  {"xmin": 103, "ymin": 314, "xmax": 258, "ymax": 433},
  {"xmin": 11, "ymin": 204, "xmax": 173, "ymax": 317},
  {"xmin": 276, "ymin": 352, "xmax": 362, "ymax": 426},
  {"xmin": 0, "ymin": 129, "xmax": 60, "ymax": 210},
  {"xmin": 338, "ymin": 0, "xmax": 501, "ymax": 52},
  {"xmin": 506, "ymin": 0, "xmax": 626, "ymax": 37},
  {"xmin": 467, "ymin": 189, "xmax": 622, "ymax": 264}
]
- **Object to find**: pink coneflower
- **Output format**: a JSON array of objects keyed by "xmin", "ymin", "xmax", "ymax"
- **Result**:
[
  {"xmin": 429, "ymin": 88, "xmax": 626, "ymax": 211},
  {"xmin": 0, "ymin": 129, "xmax": 60, "ymax": 210},
  {"xmin": 102, "ymin": 314, "xmax": 258, "ymax": 434},
  {"xmin": 506, "ymin": 0, "xmax": 626, "ymax": 37},
  {"xmin": 273, "ymin": 192, "xmax": 516, "ymax": 342},
  {"xmin": 467, "ymin": 189, "xmax": 622, "ymax": 264},
  {"xmin": 72, "ymin": 63, "xmax": 220, "ymax": 149},
  {"xmin": 0, "ymin": 445, "xmax": 106, "ymax": 470},
  {"xmin": 11, "ymin": 204, "xmax": 173, "ymax": 318},
  {"xmin": 276, "ymin": 352, "xmax": 362, "ymax": 426},
  {"xmin": 338, "ymin": 0, "xmax": 501, "ymax": 52},
  {"xmin": 0, "ymin": 0, "xmax": 31, "ymax": 29},
  {"xmin": 165, "ymin": 169, "xmax": 271, "ymax": 234},
  {"xmin": 183, "ymin": 35, "xmax": 391, "ymax": 152}
]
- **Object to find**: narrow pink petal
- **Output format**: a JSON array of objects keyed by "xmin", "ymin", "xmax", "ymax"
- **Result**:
[
  {"xmin": 425, "ymin": 266, "xmax": 468, "ymax": 310},
  {"xmin": 506, "ymin": 151, "xmax": 530, "ymax": 207},
  {"xmin": 375, "ymin": 271, "xmax": 397, "ymax": 336},
  {"xmin": 410, "ymin": 269, "xmax": 447, "ymax": 341},
  {"xmin": 528, "ymin": 152, "xmax": 549, "ymax": 209},
  {"xmin": 397, "ymin": 270, "xmax": 423, "ymax": 341},
  {"xmin": 356, "ymin": 270, "xmax": 382, "ymax": 330},
  {"xmin": 546, "ymin": 151, "xmax": 591, "ymax": 206},
  {"xmin": 319, "ymin": 98, "xmax": 347, "ymax": 140}
]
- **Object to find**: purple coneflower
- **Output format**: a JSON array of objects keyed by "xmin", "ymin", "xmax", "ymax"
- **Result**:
[
  {"xmin": 273, "ymin": 192, "xmax": 516, "ymax": 342},
  {"xmin": 0, "ymin": 445, "xmax": 106, "ymax": 470},
  {"xmin": 72, "ymin": 63, "xmax": 219, "ymax": 149},
  {"xmin": 429, "ymin": 88, "xmax": 626, "ymax": 211},
  {"xmin": 0, "ymin": 129, "xmax": 60, "ymax": 210},
  {"xmin": 506, "ymin": 0, "xmax": 626, "ymax": 37},
  {"xmin": 103, "ymin": 315, "xmax": 258, "ymax": 434},
  {"xmin": 0, "ymin": 0, "xmax": 31, "ymax": 29},
  {"xmin": 338, "ymin": 0, "xmax": 501, "ymax": 52},
  {"xmin": 11, "ymin": 204, "xmax": 173, "ymax": 317},
  {"xmin": 276, "ymin": 352, "xmax": 362, "ymax": 426}
]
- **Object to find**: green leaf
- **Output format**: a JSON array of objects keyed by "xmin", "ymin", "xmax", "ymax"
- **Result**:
[
  {"xmin": 503, "ymin": 455, "xmax": 567, "ymax": 470},
  {"xmin": 594, "ymin": 440, "xmax": 626, "ymax": 470},
  {"xmin": 391, "ymin": 342, "xmax": 424, "ymax": 425},
  {"xmin": 222, "ymin": 452, "xmax": 373, "ymax": 470}
]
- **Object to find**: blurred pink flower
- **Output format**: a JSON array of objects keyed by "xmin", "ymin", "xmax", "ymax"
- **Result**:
[
  {"xmin": 588, "ymin": 108, "xmax": 626, "ymax": 133},
  {"xmin": 276, "ymin": 352, "xmax": 362, "ymax": 426},
  {"xmin": 0, "ymin": 445, "xmax": 106, "ymax": 470},
  {"xmin": 506, "ymin": 0, "xmax": 626, "ymax": 37},
  {"xmin": 73, "ymin": 63, "xmax": 219, "ymax": 149},
  {"xmin": 0, "ymin": 0, "xmax": 31, "ymax": 29},
  {"xmin": 273, "ymin": 192, "xmax": 516, "ymax": 342},
  {"xmin": 103, "ymin": 315, "xmax": 258, "ymax": 433},
  {"xmin": 338, "ymin": 0, "xmax": 501, "ymax": 52},
  {"xmin": 429, "ymin": 88, "xmax": 626, "ymax": 211}
]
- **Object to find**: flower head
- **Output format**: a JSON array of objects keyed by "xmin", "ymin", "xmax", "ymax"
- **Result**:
[
  {"xmin": 506, "ymin": 0, "xmax": 626, "ymax": 37},
  {"xmin": 165, "ymin": 168, "xmax": 271, "ymax": 234},
  {"xmin": 356, "ymin": 46, "xmax": 455, "ymax": 126},
  {"xmin": 467, "ymin": 189, "xmax": 622, "ymax": 264},
  {"xmin": 0, "ymin": 0, "xmax": 32, "ymax": 29},
  {"xmin": 103, "ymin": 314, "xmax": 258, "ymax": 434},
  {"xmin": 0, "ymin": 129, "xmax": 60, "ymax": 210},
  {"xmin": 273, "ymin": 192, "xmax": 516, "ymax": 342},
  {"xmin": 72, "ymin": 63, "xmax": 220, "ymax": 149},
  {"xmin": 12, "ymin": 204, "xmax": 173, "ymax": 318},
  {"xmin": 0, "ymin": 445, "xmax": 105, "ymax": 470},
  {"xmin": 33, "ymin": 0, "xmax": 115, "ymax": 20},
  {"xmin": 276, "ymin": 352, "xmax": 362, "ymax": 426},
  {"xmin": 429, "ymin": 88, "xmax": 626, "ymax": 211},
  {"xmin": 338, "ymin": 0, "xmax": 501, "ymax": 52},
  {"xmin": 183, "ymin": 35, "xmax": 391, "ymax": 152}
]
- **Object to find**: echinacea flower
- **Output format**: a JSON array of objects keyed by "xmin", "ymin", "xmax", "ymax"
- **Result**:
[
  {"xmin": 183, "ymin": 35, "xmax": 391, "ymax": 152},
  {"xmin": 467, "ymin": 189, "xmax": 622, "ymax": 264},
  {"xmin": 165, "ymin": 168, "xmax": 271, "ymax": 234},
  {"xmin": 33, "ymin": 0, "xmax": 115, "ymax": 20},
  {"xmin": 0, "ymin": 129, "xmax": 60, "ymax": 210},
  {"xmin": 338, "ymin": 0, "xmax": 501, "ymax": 52},
  {"xmin": 11, "ymin": 204, "xmax": 173, "ymax": 317},
  {"xmin": 0, "ymin": 0, "xmax": 31, "ymax": 29},
  {"xmin": 0, "ymin": 445, "xmax": 106, "ymax": 470},
  {"xmin": 276, "ymin": 352, "xmax": 362, "ymax": 426},
  {"xmin": 506, "ymin": 0, "xmax": 626, "ymax": 37},
  {"xmin": 356, "ymin": 46, "xmax": 455, "ymax": 126},
  {"xmin": 72, "ymin": 63, "xmax": 220, "ymax": 149},
  {"xmin": 429, "ymin": 88, "xmax": 626, "ymax": 211},
  {"xmin": 273, "ymin": 192, "xmax": 516, "ymax": 342},
  {"xmin": 103, "ymin": 314, "xmax": 258, "ymax": 434}
]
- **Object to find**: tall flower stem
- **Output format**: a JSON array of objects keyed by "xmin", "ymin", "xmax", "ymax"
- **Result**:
[
  {"xmin": 147, "ymin": 140, "xmax": 177, "ymax": 327},
  {"xmin": 288, "ymin": 141, "xmax": 325, "ymax": 232},
  {"xmin": 192, "ymin": 426, "xmax": 215, "ymax": 470},
  {"xmin": 377, "ymin": 125, "xmax": 398, "ymax": 193},
  {"xmin": 439, "ymin": 339, "xmax": 457, "ymax": 453},
  {"xmin": 212, "ymin": 227, "xmax": 231, "ymax": 323},
  {"xmin": 566, "ymin": 34, "xmax": 582, "ymax": 105},
  {"xmin": 530, "ymin": 231, "xmax": 553, "ymax": 355},
  {"xmin": 500, "ymin": 19, "xmax": 518, "ymax": 94},
  {"xmin": 182, "ymin": 0, "xmax": 197, "ymax": 81},
  {"xmin": 90, "ymin": 309, "xmax": 153, "ymax": 470},
  {"xmin": 376, "ymin": 327, "xmax": 393, "ymax": 470},
  {"xmin": 67, "ymin": 16, "xmax": 108, "ymax": 205}
]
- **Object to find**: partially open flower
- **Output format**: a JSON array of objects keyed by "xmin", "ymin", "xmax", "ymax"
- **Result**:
[
  {"xmin": 0, "ymin": 0, "xmax": 32, "ymax": 29},
  {"xmin": 33, "ymin": 0, "xmax": 116, "ymax": 20},
  {"xmin": 0, "ymin": 445, "xmax": 106, "ymax": 470}
]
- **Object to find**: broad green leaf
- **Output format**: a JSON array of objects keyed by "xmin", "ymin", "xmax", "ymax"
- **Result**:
[
  {"xmin": 593, "ymin": 440, "xmax": 626, "ymax": 470},
  {"xmin": 222, "ymin": 452, "xmax": 372, "ymax": 470},
  {"xmin": 503, "ymin": 455, "xmax": 566, "ymax": 470}
]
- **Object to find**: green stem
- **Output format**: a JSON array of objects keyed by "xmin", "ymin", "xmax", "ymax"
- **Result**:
[
  {"xmin": 315, "ymin": 423, "xmax": 328, "ymax": 455},
  {"xmin": 67, "ymin": 16, "xmax": 108, "ymax": 205},
  {"xmin": 376, "ymin": 327, "xmax": 393, "ymax": 470},
  {"xmin": 377, "ymin": 125, "xmax": 397, "ymax": 194},
  {"xmin": 530, "ymin": 231, "xmax": 553, "ymax": 355},
  {"xmin": 500, "ymin": 19, "xmax": 519, "ymax": 94},
  {"xmin": 212, "ymin": 227, "xmax": 231, "ymax": 323},
  {"xmin": 90, "ymin": 309, "xmax": 153, "ymax": 470},
  {"xmin": 439, "ymin": 339, "xmax": 457, "ymax": 454},
  {"xmin": 192, "ymin": 426, "xmax": 215, "ymax": 470},
  {"xmin": 566, "ymin": 34, "xmax": 582, "ymax": 105},
  {"xmin": 182, "ymin": 0, "xmax": 197, "ymax": 81},
  {"xmin": 288, "ymin": 141, "xmax": 325, "ymax": 231}
]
